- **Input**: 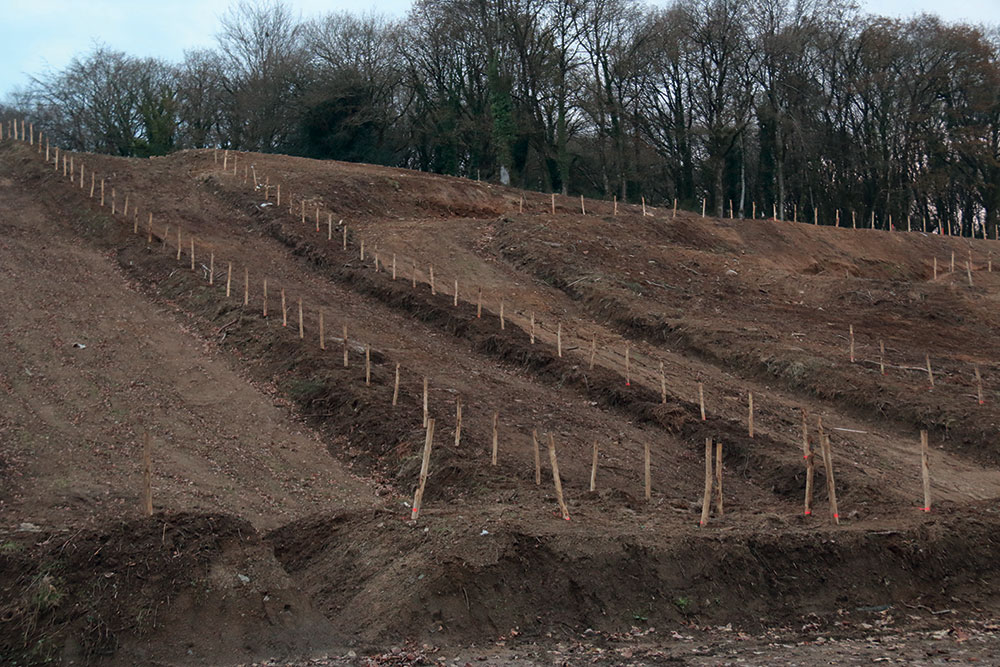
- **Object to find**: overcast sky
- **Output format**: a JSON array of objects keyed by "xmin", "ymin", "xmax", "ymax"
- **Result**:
[{"xmin": 1, "ymin": 0, "xmax": 996, "ymax": 99}]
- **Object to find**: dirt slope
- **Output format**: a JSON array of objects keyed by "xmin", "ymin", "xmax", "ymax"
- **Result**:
[{"xmin": 3, "ymin": 141, "xmax": 1000, "ymax": 664}]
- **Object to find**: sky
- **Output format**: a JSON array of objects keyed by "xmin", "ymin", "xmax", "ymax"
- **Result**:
[{"xmin": 0, "ymin": 0, "xmax": 997, "ymax": 99}]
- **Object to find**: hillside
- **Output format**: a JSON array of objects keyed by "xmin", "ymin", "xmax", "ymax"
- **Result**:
[{"xmin": 2, "ymin": 139, "xmax": 1000, "ymax": 665}]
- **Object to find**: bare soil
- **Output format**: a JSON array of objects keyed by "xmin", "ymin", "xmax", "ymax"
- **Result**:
[{"xmin": 2, "ymin": 142, "xmax": 1000, "ymax": 665}]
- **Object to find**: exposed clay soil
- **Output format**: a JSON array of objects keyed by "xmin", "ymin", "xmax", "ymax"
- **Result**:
[{"xmin": 3, "ymin": 142, "xmax": 1000, "ymax": 665}]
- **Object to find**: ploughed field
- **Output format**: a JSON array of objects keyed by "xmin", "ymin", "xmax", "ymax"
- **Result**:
[{"xmin": 2, "ymin": 140, "xmax": 1000, "ymax": 665}]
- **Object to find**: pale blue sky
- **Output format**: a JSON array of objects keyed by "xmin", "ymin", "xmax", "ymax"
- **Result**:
[{"xmin": 0, "ymin": 0, "xmax": 996, "ymax": 99}]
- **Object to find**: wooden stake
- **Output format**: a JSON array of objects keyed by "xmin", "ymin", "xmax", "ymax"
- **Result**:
[
  {"xmin": 412, "ymin": 260, "xmax": 417, "ymax": 289},
  {"xmin": 748, "ymin": 391, "xmax": 754, "ymax": 438},
  {"xmin": 530, "ymin": 312, "xmax": 535, "ymax": 344},
  {"xmin": 477, "ymin": 287, "xmax": 482, "ymax": 318},
  {"xmin": 392, "ymin": 254, "xmax": 397, "ymax": 280},
  {"xmin": 319, "ymin": 310, "xmax": 325, "ymax": 349},
  {"xmin": 499, "ymin": 298, "xmax": 504, "ymax": 329},
  {"xmin": 226, "ymin": 262, "xmax": 232, "ymax": 296},
  {"xmin": 625, "ymin": 343, "xmax": 631, "ymax": 386},
  {"xmin": 453, "ymin": 280, "xmax": 458, "ymax": 307},
  {"xmin": 715, "ymin": 440, "xmax": 723, "ymax": 516},
  {"xmin": 343, "ymin": 224, "xmax": 347, "ymax": 250},
  {"xmin": 590, "ymin": 441, "xmax": 598, "ymax": 492},
  {"xmin": 112, "ymin": 188, "xmax": 116, "ymax": 215},
  {"xmin": 557, "ymin": 323, "xmax": 562, "ymax": 358},
  {"xmin": 589, "ymin": 335, "xmax": 595, "ymax": 370},
  {"xmin": 852, "ymin": 210, "xmax": 856, "ymax": 229},
  {"xmin": 802, "ymin": 409, "xmax": 813, "ymax": 516},
  {"xmin": 276, "ymin": 184, "xmax": 280, "ymax": 206},
  {"xmin": 551, "ymin": 193, "xmax": 555, "ymax": 215},
  {"xmin": 975, "ymin": 365, "xmax": 984, "ymax": 405},
  {"xmin": 644, "ymin": 440, "xmax": 651, "ymax": 501},
  {"xmin": 263, "ymin": 279, "xmax": 268, "ymax": 317},
  {"xmin": 411, "ymin": 418, "xmax": 435, "ymax": 522},
  {"xmin": 532, "ymin": 429, "xmax": 541, "ymax": 485},
  {"xmin": 315, "ymin": 206, "xmax": 320, "ymax": 231},
  {"xmin": 328, "ymin": 214, "xmax": 333, "ymax": 240},
  {"xmin": 659, "ymin": 361, "xmax": 666, "ymax": 404},
  {"xmin": 244, "ymin": 268, "xmax": 249, "ymax": 306},
  {"xmin": 360, "ymin": 240, "xmax": 365, "ymax": 261},
  {"xmin": 613, "ymin": 195, "xmax": 618, "ymax": 216},
  {"xmin": 147, "ymin": 212, "xmax": 153, "ymax": 243},
  {"xmin": 879, "ymin": 340, "xmax": 885, "ymax": 375},
  {"xmin": 673, "ymin": 198, "xmax": 678, "ymax": 218},
  {"xmin": 209, "ymin": 253, "xmax": 215, "ymax": 284},
  {"xmin": 454, "ymin": 397, "xmax": 461, "ymax": 445},
  {"xmin": 90, "ymin": 173, "xmax": 95, "ymax": 198},
  {"xmin": 190, "ymin": 238, "xmax": 195, "ymax": 271},
  {"xmin": 699, "ymin": 437, "xmax": 713, "ymax": 526},
  {"xmin": 519, "ymin": 195, "xmax": 524, "ymax": 214},
  {"xmin": 297, "ymin": 298, "xmax": 304, "ymax": 339},
  {"xmin": 643, "ymin": 196, "xmax": 647, "ymax": 216},
  {"xmin": 920, "ymin": 430, "xmax": 931, "ymax": 511},
  {"xmin": 143, "ymin": 431, "xmax": 153, "ymax": 517},
  {"xmin": 365, "ymin": 344, "xmax": 371, "ymax": 385},
  {"xmin": 926, "ymin": 354, "xmax": 934, "ymax": 388},
  {"xmin": 343, "ymin": 325, "xmax": 349, "ymax": 367},
  {"xmin": 933, "ymin": 257, "xmax": 937, "ymax": 280},
  {"xmin": 281, "ymin": 289, "xmax": 287, "ymax": 327},
  {"xmin": 422, "ymin": 377, "xmax": 428, "ymax": 427},
  {"xmin": 124, "ymin": 193, "xmax": 129, "ymax": 218},
  {"xmin": 820, "ymin": 433, "xmax": 840, "ymax": 524},
  {"xmin": 849, "ymin": 324, "xmax": 855, "ymax": 363},
  {"xmin": 101, "ymin": 179, "xmax": 105, "ymax": 206},
  {"xmin": 580, "ymin": 194, "xmax": 585, "ymax": 215},
  {"xmin": 177, "ymin": 228, "xmax": 182, "ymax": 261},
  {"xmin": 429, "ymin": 265, "xmax": 434, "ymax": 294},
  {"xmin": 392, "ymin": 363, "xmax": 400, "ymax": 406},
  {"xmin": 548, "ymin": 434, "xmax": 570, "ymax": 520},
  {"xmin": 698, "ymin": 383, "xmax": 706, "ymax": 421},
  {"xmin": 967, "ymin": 260, "xmax": 973, "ymax": 287},
  {"xmin": 951, "ymin": 251, "xmax": 955, "ymax": 272},
  {"xmin": 491, "ymin": 411, "xmax": 499, "ymax": 465}
]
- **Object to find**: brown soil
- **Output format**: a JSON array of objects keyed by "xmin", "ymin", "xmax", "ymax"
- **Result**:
[{"xmin": 2, "ymin": 142, "xmax": 1000, "ymax": 664}]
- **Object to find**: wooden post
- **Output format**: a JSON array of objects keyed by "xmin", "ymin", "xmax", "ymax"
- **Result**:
[
  {"xmin": 548, "ymin": 434, "xmax": 570, "ymax": 521},
  {"xmin": 263, "ymin": 279, "xmax": 268, "ymax": 317},
  {"xmin": 590, "ymin": 441, "xmax": 599, "ymax": 492},
  {"xmin": 411, "ymin": 418, "xmax": 435, "ymax": 522},
  {"xmin": 365, "ymin": 344, "xmax": 371, "ymax": 385},
  {"xmin": 551, "ymin": 193, "xmax": 555, "ymax": 215},
  {"xmin": 715, "ymin": 440, "xmax": 723, "ymax": 516},
  {"xmin": 328, "ymin": 214, "xmax": 333, "ymax": 240},
  {"xmin": 412, "ymin": 260, "xmax": 417, "ymax": 289},
  {"xmin": 951, "ymin": 251, "xmax": 955, "ymax": 272},
  {"xmin": 836, "ymin": 210, "xmax": 840, "ymax": 227},
  {"xmin": 730, "ymin": 200, "xmax": 734, "ymax": 219},
  {"xmin": 343, "ymin": 325, "xmax": 349, "ymax": 367},
  {"xmin": 557, "ymin": 323, "xmax": 562, "ymax": 358},
  {"xmin": 428, "ymin": 265, "xmax": 435, "ymax": 294},
  {"xmin": 659, "ymin": 361, "xmax": 666, "ymax": 404},
  {"xmin": 80, "ymin": 162, "xmax": 84, "ymax": 189},
  {"xmin": 933, "ymin": 257, "xmax": 937, "ymax": 280},
  {"xmin": 101, "ymin": 179, "xmax": 105, "ymax": 207},
  {"xmin": 802, "ymin": 409, "xmax": 813, "ymax": 516},
  {"xmin": 315, "ymin": 206, "xmax": 320, "ymax": 232},
  {"xmin": 223, "ymin": 150, "xmax": 228, "ymax": 170},
  {"xmin": 499, "ymin": 298, "xmax": 504, "ymax": 329},
  {"xmin": 613, "ymin": 195, "xmax": 618, "ymax": 216},
  {"xmin": 589, "ymin": 335, "xmax": 596, "ymax": 370},
  {"xmin": 625, "ymin": 343, "xmax": 631, "ymax": 386},
  {"xmin": 453, "ymin": 280, "xmax": 458, "ymax": 307},
  {"xmin": 360, "ymin": 240, "xmax": 365, "ymax": 261},
  {"xmin": 751, "ymin": 201, "xmax": 756, "ymax": 219},
  {"xmin": 147, "ymin": 212, "xmax": 153, "ymax": 244},
  {"xmin": 698, "ymin": 383, "xmax": 706, "ymax": 421},
  {"xmin": 123, "ymin": 193, "xmax": 129, "ymax": 217},
  {"xmin": 422, "ymin": 377, "xmax": 429, "ymax": 427},
  {"xmin": 226, "ymin": 262, "xmax": 232, "ymax": 296},
  {"xmin": 373, "ymin": 251, "xmax": 379, "ymax": 272},
  {"xmin": 491, "ymin": 411, "xmax": 499, "ymax": 465},
  {"xmin": 143, "ymin": 431, "xmax": 153, "ymax": 517},
  {"xmin": 190, "ymin": 238, "xmax": 195, "ymax": 271},
  {"xmin": 520, "ymin": 195, "xmax": 524, "ymax": 214},
  {"xmin": 392, "ymin": 254, "xmax": 397, "ymax": 280},
  {"xmin": 975, "ymin": 366, "xmax": 985, "ymax": 405},
  {"xmin": 276, "ymin": 184, "xmax": 281, "ymax": 206},
  {"xmin": 319, "ymin": 310, "xmax": 325, "ymax": 349},
  {"xmin": 580, "ymin": 194, "xmax": 585, "ymax": 215},
  {"xmin": 907, "ymin": 215, "xmax": 911, "ymax": 232},
  {"xmin": 281, "ymin": 289, "xmax": 287, "ymax": 327},
  {"xmin": 454, "ymin": 397, "xmax": 462, "ymax": 445},
  {"xmin": 209, "ymin": 253, "xmax": 215, "ymax": 284},
  {"xmin": 392, "ymin": 363, "xmax": 400, "ymax": 407},
  {"xmin": 849, "ymin": 324, "xmax": 855, "ymax": 363},
  {"xmin": 642, "ymin": 196, "xmax": 647, "ymax": 216},
  {"xmin": 852, "ymin": 210, "xmax": 856, "ymax": 229},
  {"xmin": 177, "ymin": 228, "xmax": 182, "ymax": 261},
  {"xmin": 244, "ymin": 268, "xmax": 249, "ymax": 306},
  {"xmin": 343, "ymin": 225, "xmax": 347, "ymax": 251},
  {"xmin": 90, "ymin": 173, "xmax": 95, "ymax": 198},
  {"xmin": 926, "ymin": 354, "xmax": 934, "ymax": 389},
  {"xmin": 920, "ymin": 430, "xmax": 931, "ymax": 512},
  {"xmin": 879, "ymin": 340, "xmax": 885, "ymax": 375},
  {"xmin": 476, "ymin": 287, "xmax": 482, "ymax": 318},
  {"xmin": 644, "ymin": 440, "xmax": 651, "ymax": 501},
  {"xmin": 530, "ymin": 313, "xmax": 535, "ymax": 344},
  {"xmin": 532, "ymin": 429, "xmax": 541, "ymax": 485},
  {"xmin": 813, "ymin": 207, "xmax": 817, "ymax": 225},
  {"xmin": 701, "ymin": 198, "xmax": 705, "ymax": 218},
  {"xmin": 748, "ymin": 391, "xmax": 754, "ymax": 438},
  {"xmin": 111, "ymin": 188, "xmax": 116, "ymax": 215},
  {"xmin": 133, "ymin": 210, "xmax": 138, "ymax": 235},
  {"xmin": 967, "ymin": 260, "xmax": 973, "ymax": 287},
  {"xmin": 673, "ymin": 198, "xmax": 678, "ymax": 218},
  {"xmin": 820, "ymin": 432, "xmax": 840, "ymax": 525},
  {"xmin": 699, "ymin": 437, "xmax": 713, "ymax": 526},
  {"xmin": 297, "ymin": 298, "xmax": 304, "ymax": 339}
]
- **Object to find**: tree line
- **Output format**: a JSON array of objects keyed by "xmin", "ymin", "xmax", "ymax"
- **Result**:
[{"xmin": 3, "ymin": 0, "xmax": 999, "ymax": 236}]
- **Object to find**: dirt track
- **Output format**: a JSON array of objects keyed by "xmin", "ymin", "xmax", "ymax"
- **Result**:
[{"xmin": 2, "ymin": 141, "xmax": 1000, "ymax": 665}]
